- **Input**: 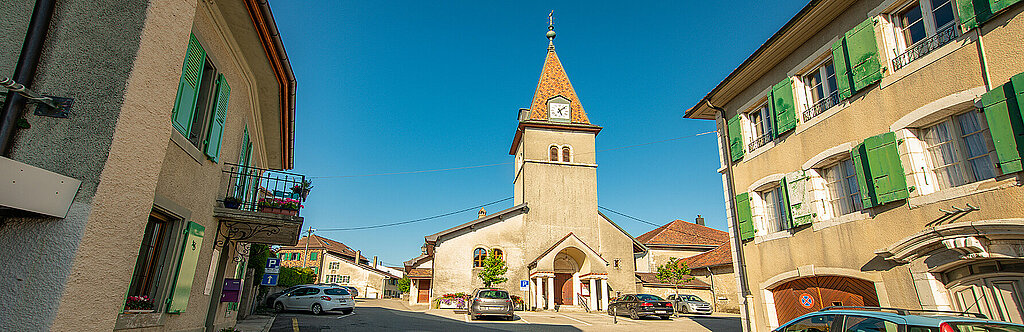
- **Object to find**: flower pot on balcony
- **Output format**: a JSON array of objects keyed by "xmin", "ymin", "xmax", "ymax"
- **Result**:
[
  {"xmin": 259, "ymin": 206, "xmax": 299, "ymax": 216},
  {"xmin": 123, "ymin": 309, "xmax": 155, "ymax": 314}
]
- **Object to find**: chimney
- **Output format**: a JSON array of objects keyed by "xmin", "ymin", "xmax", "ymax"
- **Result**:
[
  {"xmin": 373, "ymin": 256, "xmax": 378, "ymax": 269},
  {"xmin": 478, "ymin": 208, "xmax": 487, "ymax": 219},
  {"xmin": 355, "ymin": 250, "xmax": 361, "ymax": 265},
  {"xmin": 696, "ymin": 215, "xmax": 705, "ymax": 226}
]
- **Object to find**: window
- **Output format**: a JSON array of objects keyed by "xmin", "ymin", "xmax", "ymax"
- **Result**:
[
  {"xmin": 295, "ymin": 253, "xmax": 301, "ymax": 261},
  {"xmin": 802, "ymin": 58, "xmax": 839, "ymax": 121},
  {"xmin": 550, "ymin": 146, "xmax": 558, "ymax": 161},
  {"xmin": 127, "ymin": 211, "xmax": 176, "ymax": 305},
  {"xmin": 843, "ymin": 315, "xmax": 899, "ymax": 332},
  {"xmin": 171, "ymin": 34, "xmax": 231, "ymax": 162},
  {"xmin": 326, "ymin": 275, "xmax": 351, "ymax": 283},
  {"xmin": 329, "ymin": 262, "xmax": 340, "ymax": 269},
  {"xmin": 311, "ymin": 252, "xmax": 318, "ymax": 261},
  {"xmin": 562, "ymin": 146, "xmax": 571, "ymax": 162},
  {"xmin": 491, "ymin": 249, "xmax": 503, "ymax": 261},
  {"xmin": 891, "ymin": 0, "xmax": 959, "ymax": 70},
  {"xmin": 921, "ymin": 110, "xmax": 997, "ymax": 189},
  {"xmin": 782, "ymin": 314, "xmax": 836, "ymax": 332},
  {"xmin": 473, "ymin": 248, "xmax": 486, "ymax": 268},
  {"xmin": 758, "ymin": 185, "xmax": 787, "ymax": 234},
  {"xmin": 822, "ymin": 159, "xmax": 863, "ymax": 217},
  {"xmin": 340, "ymin": 275, "xmax": 350, "ymax": 283},
  {"xmin": 747, "ymin": 103, "xmax": 774, "ymax": 151}
]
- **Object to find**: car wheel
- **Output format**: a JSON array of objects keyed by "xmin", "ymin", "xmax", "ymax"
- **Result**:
[
  {"xmin": 608, "ymin": 306, "xmax": 616, "ymax": 316},
  {"xmin": 311, "ymin": 303, "xmax": 323, "ymax": 315},
  {"xmin": 629, "ymin": 308, "xmax": 640, "ymax": 320},
  {"xmin": 507, "ymin": 315, "xmax": 514, "ymax": 321},
  {"xmin": 661, "ymin": 315, "xmax": 671, "ymax": 320},
  {"xmin": 274, "ymin": 302, "xmax": 285, "ymax": 313},
  {"xmin": 341, "ymin": 308, "xmax": 353, "ymax": 315}
]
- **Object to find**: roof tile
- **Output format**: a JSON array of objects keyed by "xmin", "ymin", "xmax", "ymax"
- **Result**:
[{"xmin": 635, "ymin": 220, "xmax": 728, "ymax": 247}]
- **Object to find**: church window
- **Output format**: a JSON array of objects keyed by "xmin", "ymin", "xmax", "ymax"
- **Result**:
[
  {"xmin": 562, "ymin": 146, "xmax": 571, "ymax": 162},
  {"xmin": 550, "ymin": 146, "xmax": 559, "ymax": 161},
  {"xmin": 491, "ymin": 249, "xmax": 504, "ymax": 261},
  {"xmin": 473, "ymin": 248, "xmax": 487, "ymax": 268}
]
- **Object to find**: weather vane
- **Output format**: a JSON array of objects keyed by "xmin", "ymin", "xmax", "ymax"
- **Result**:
[
  {"xmin": 546, "ymin": 10, "xmax": 556, "ymax": 44},
  {"xmin": 548, "ymin": 10, "xmax": 554, "ymax": 28}
]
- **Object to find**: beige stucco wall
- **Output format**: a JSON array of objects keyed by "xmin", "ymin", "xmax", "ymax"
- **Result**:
[
  {"xmin": 432, "ymin": 212, "xmax": 529, "ymax": 297},
  {"xmin": 636, "ymin": 248, "xmax": 710, "ymax": 273},
  {"xmin": 319, "ymin": 253, "xmax": 397, "ymax": 299},
  {"xmin": 691, "ymin": 265, "xmax": 740, "ymax": 313},
  {"xmin": 710, "ymin": 1, "xmax": 1024, "ymax": 331}
]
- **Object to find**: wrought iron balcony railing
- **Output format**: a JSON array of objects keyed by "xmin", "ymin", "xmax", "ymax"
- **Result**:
[
  {"xmin": 748, "ymin": 131, "xmax": 774, "ymax": 151},
  {"xmin": 803, "ymin": 91, "xmax": 841, "ymax": 122},
  {"xmin": 891, "ymin": 24, "xmax": 959, "ymax": 72},
  {"xmin": 221, "ymin": 163, "xmax": 307, "ymax": 216}
]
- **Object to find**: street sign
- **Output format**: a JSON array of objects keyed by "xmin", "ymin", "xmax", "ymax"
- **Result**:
[
  {"xmin": 520, "ymin": 280, "xmax": 529, "ymax": 291},
  {"xmin": 261, "ymin": 273, "xmax": 279, "ymax": 286},
  {"xmin": 265, "ymin": 257, "xmax": 280, "ymax": 274}
]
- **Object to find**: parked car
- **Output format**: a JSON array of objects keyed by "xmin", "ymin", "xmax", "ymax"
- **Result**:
[
  {"xmin": 274, "ymin": 285, "xmax": 354, "ymax": 315},
  {"xmin": 468, "ymin": 288, "xmax": 514, "ymax": 321},
  {"xmin": 264, "ymin": 285, "xmax": 305, "ymax": 307},
  {"xmin": 608, "ymin": 294, "xmax": 674, "ymax": 320},
  {"xmin": 666, "ymin": 294, "xmax": 713, "ymax": 314},
  {"xmin": 773, "ymin": 306, "xmax": 1024, "ymax": 332},
  {"xmin": 341, "ymin": 286, "xmax": 359, "ymax": 298}
]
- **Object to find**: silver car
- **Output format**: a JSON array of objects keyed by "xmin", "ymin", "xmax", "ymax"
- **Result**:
[
  {"xmin": 468, "ymin": 288, "xmax": 514, "ymax": 321},
  {"xmin": 274, "ymin": 285, "xmax": 355, "ymax": 315},
  {"xmin": 667, "ymin": 294, "xmax": 713, "ymax": 314}
]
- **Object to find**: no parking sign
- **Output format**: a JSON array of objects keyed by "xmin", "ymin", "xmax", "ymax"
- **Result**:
[{"xmin": 799, "ymin": 293, "xmax": 814, "ymax": 308}]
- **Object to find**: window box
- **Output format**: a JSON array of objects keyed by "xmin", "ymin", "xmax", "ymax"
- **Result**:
[
  {"xmin": 122, "ymin": 309, "xmax": 156, "ymax": 314},
  {"xmin": 259, "ymin": 206, "xmax": 299, "ymax": 216}
]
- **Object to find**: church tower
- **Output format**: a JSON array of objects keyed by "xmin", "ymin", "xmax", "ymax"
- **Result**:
[{"xmin": 510, "ymin": 19, "xmax": 603, "ymax": 252}]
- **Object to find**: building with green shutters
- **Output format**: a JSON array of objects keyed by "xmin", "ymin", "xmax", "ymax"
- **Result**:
[
  {"xmin": 685, "ymin": 0, "xmax": 1024, "ymax": 331},
  {"xmin": 0, "ymin": 1, "xmax": 303, "ymax": 331}
]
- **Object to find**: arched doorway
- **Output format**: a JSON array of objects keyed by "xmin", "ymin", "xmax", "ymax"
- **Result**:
[
  {"xmin": 943, "ymin": 260, "xmax": 1024, "ymax": 324},
  {"xmin": 554, "ymin": 248, "xmax": 584, "ymax": 305},
  {"xmin": 771, "ymin": 276, "xmax": 878, "ymax": 324}
]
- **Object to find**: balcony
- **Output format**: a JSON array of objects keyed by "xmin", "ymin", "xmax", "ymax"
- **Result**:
[
  {"xmin": 891, "ymin": 24, "xmax": 959, "ymax": 72},
  {"xmin": 748, "ymin": 130, "xmax": 774, "ymax": 151},
  {"xmin": 212, "ymin": 163, "xmax": 306, "ymax": 246},
  {"xmin": 803, "ymin": 91, "xmax": 841, "ymax": 122}
]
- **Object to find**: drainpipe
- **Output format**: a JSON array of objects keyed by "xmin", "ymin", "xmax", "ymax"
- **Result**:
[
  {"xmin": 0, "ymin": 0, "xmax": 56, "ymax": 156},
  {"xmin": 974, "ymin": 28, "xmax": 992, "ymax": 90},
  {"xmin": 709, "ymin": 100, "xmax": 754, "ymax": 332}
]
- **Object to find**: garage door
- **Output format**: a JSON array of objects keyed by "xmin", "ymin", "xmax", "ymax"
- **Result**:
[{"xmin": 771, "ymin": 276, "xmax": 878, "ymax": 325}]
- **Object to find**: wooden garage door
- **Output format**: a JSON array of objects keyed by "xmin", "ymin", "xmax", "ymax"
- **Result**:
[
  {"xmin": 418, "ymin": 280, "xmax": 431, "ymax": 303},
  {"xmin": 772, "ymin": 276, "xmax": 878, "ymax": 325}
]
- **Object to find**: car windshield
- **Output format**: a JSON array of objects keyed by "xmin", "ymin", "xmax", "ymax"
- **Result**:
[
  {"xmin": 948, "ymin": 323, "xmax": 1024, "ymax": 332},
  {"xmin": 681, "ymin": 295, "xmax": 704, "ymax": 302},
  {"xmin": 477, "ymin": 290, "xmax": 509, "ymax": 299},
  {"xmin": 324, "ymin": 288, "xmax": 350, "ymax": 296},
  {"xmin": 636, "ymin": 294, "xmax": 665, "ymax": 301}
]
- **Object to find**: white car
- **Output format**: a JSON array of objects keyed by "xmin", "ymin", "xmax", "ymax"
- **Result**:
[{"xmin": 274, "ymin": 285, "xmax": 354, "ymax": 315}]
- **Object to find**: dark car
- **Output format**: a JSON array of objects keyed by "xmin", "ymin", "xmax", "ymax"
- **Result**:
[
  {"xmin": 666, "ymin": 294, "xmax": 713, "ymax": 314},
  {"xmin": 608, "ymin": 294, "xmax": 674, "ymax": 320},
  {"xmin": 468, "ymin": 288, "xmax": 514, "ymax": 321},
  {"xmin": 773, "ymin": 306, "xmax": 1024, "ymax": 332}
]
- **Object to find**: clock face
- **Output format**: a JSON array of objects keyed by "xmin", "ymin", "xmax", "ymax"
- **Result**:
[{"xmin": 549, "ymin": 103, "xmax": 570, "ymax": 120}]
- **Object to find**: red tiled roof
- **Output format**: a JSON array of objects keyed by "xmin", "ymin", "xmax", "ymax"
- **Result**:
[
  {"xmin": 678, "ymin": 244, "xmax": 733, "ymax": 269},
  {"xmin": 408, "ymin": 268, "xmax": 432, "ymax": 279},
  {"xmin": 635, "ymin": 272, "xmax": 710, "ymax": 289},
  {"xmin": 527, "ymin": 46, "xmax": 590, "ymax": 124},
  {"xmin": 635, "ymin": 220, "xmax": 728, "ymax": 247},
  {"xmin": 281, "ymin": 235, "xmax": 368, "ymax": 263}
]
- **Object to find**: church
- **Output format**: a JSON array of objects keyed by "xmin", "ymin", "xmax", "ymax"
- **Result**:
[{"xmin": 404, "ymin": 21, "xmax": 646, "ymax": 311}]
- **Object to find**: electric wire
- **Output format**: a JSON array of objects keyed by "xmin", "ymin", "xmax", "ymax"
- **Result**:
[{"xmin": 314, "ymin": 197, "xmax": 513, "ymax": 232}]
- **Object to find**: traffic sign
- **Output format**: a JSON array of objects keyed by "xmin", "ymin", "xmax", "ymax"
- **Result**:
[
  {"xmin": 261, "ymin": 273, "xmax": 279, "ymax": 286},
  {"xmin": 265, "ymin": 258, "xmax": 280, "ymax": 274},
  {"xmin": 520, "ymin": 280, "xmax": 529, "ymax": 291}
]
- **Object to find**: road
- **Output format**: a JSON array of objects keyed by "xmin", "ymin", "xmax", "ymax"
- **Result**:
[{"xmin": 269, "ymin": 298, "xmax": 741, "ymax": 332}]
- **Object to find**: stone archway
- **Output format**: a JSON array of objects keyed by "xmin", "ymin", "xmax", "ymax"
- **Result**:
[
  {"xmin": 770, "ymin": 276, "xmax": 879, "ymax": 325},
  {"xmin": 554, "ymin": 249, "xmax": 583, "ymax": 305}
]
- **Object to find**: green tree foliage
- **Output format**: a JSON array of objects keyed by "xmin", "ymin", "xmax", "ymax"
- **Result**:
[
  {"xmin": 478, "ymin": 252, "xmax": 508, "ymax": 287},
  {"xmin": 279, "ymin": 266, "xmax": 316, "ymax": 287},
  {"xmin": 656, "ymin": 257, "xmax": 696, "ymax": 314},
  {"xmin": 397, "ymin": 277, "xmax": 411, "ymax": 293}
]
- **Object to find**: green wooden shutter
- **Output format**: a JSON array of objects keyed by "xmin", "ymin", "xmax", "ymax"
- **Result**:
[
  {"xmin": 778, "ymin": 178, "xmax": 794, "ymax": 229},
  {"xmin": 958, "ymin": 0, "xmax": 980, "ymax": 30},
  {"xmin": 785, "ymin": 171, "xmax": 815, "ymax": 227},
  {"xmin": 852, "ymin": 132, "xmax": 909, "ymax": 208},
  {"xmin": 172, "ymin": 34, "xmax": 206, "ymax": 137},
  {"xmin": 845, "ymin": 18, "xmax": 883, "ymax": 92},
  {"xmin": 204, "ymin": 74, "xmax": 230, "ymax": 162},
  {"xmin": 831, "ymin": 36, "xmax": 854, "ymax": 100},
  {"xmin": 981, "ymin": 78, "xmax": 1024, "ymax": 174},
  {"xmin": 167, "ymin": 221, "xmax": 206, "ymax": 313},
  {"xmin": 990, "ymin": 0, "xmax": 1021, "ymax": 16},
  {"xmin": 851, "ymin": 142, "xmax": 878, "ymax": 208},
  {"xmin": 958, "ymin": 0, "xmax": 1022, "ymax": 29},
  {"xmin": 736, "ymin": 193, "xmax": 755, "ymax": 241},
  {"xmin": 728, "ymin": 115, "xmax": 745, "ymax": 161},
  {"xmin": 311, "ymin": 252, "xmax": 318, "ymax": 260},
  {"xmin": 771, "ymin": 78, "xmax": 798, "ymax": 134}
]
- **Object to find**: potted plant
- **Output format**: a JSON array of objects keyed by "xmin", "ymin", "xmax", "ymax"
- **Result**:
[
  {"xmin": 124, "ymin": 295, "xmax": 154, "ymax": 313},
  {"xmin": 223, "ymin": 196, "xmax": 242, "ymax": 209},
  {"xmin": 258, "ymin": 197, "xmax": 303, "ymax": 216},
  {"xmin": 436, "ymin": 292, "xmax": 472, "ymax": 309},
  {"xmin": 511, "ymin": 294, "xmax": 525, "ymax": 311},
  {"xmin": 291, "ymin": 179, "xmax": 313, "ymax": 200}
]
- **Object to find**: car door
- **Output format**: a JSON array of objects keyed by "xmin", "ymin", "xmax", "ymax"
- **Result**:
[
  {"xmin": 842, "ymin": 315, "xmax": 900, "ymax": 332},
  {"xmin": 779, "ymin": 314, "xmax": 838, "ymax": 332},
  {"xmin": 623, "ymin": 295, "xmax": 637, "ymax": 313},
  {"xmin": 297, "ymin": 288, "xmax": 321, "ymax": 309},
  {"xmin": 286, "ymin": 287, "xmax": 314, "ymax": 309}
]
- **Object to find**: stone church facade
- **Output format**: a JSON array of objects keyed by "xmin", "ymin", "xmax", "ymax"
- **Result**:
[{"xmin": 405, "ymin": 25, "xmax": 646, "ymax": 311}]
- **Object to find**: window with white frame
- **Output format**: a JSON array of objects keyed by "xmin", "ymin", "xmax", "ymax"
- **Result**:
[
  {"xmin": 747, "ymin": 103, "xmax": 774, "ymax": 151},
  {"xmin": 821, "ymin": 159, "xmax": 863, "ymax": 217},
  {"xmin": 891, "ymin": 0, "xmax": 958, "ymax": 70},
  {"xmin": 921, "ymin": 109, "xmax": 997, "ymax": 189},
  {"xmin": 757, "ymin": 185, "xmax": 787, "ymax": 234},
  {"xmin": 327, "ymin": 275, "xmax": 351, "ymax": 283},
  {"xmin": 329, "ymin": 262, "xmax": 340, "ymax": 270},
  {"xmin": 802, "ymin": 58, "xmax": 839, "ymax": 121}
]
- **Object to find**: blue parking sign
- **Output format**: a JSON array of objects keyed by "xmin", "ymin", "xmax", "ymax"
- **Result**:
[
  {"xmin": 261, "ymin": 273, "xmax": 278, "ymax": 286},
  {"xmin": 520, "ymin": 280, "xmax": 529, "ymax": 291},
  {"xmin": 266, "ymin": 258, "xmax": 280, "ymax": 269}
]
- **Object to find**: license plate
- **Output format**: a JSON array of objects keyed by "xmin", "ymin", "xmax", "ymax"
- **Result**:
[
  {"xmin": 655, "ymin": 310, "xmax": 668, "ymax": 314},
  {"xmin": 485, "ymin": 306, "xmax": 504, "ymax": 309}
]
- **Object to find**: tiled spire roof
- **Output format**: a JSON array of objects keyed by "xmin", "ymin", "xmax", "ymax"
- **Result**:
[{"xmin": 527, "ymin": 46, "xmax": 590, "ymax": 124}]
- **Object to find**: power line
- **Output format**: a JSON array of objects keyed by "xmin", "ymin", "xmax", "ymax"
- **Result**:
[
  {"xmin": 315, "ymin": 197, "xmax": 513, "ymax": 232},
  {"xmin": 598, "ymin": 205, "xmax": 726, "ymax": 245},
  {"xmin": 307, "ymin": 130, "xmax": 716, "ymax": 179}
]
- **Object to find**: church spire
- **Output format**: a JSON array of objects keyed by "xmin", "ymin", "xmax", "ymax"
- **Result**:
[{"xmin": 527, "ymin": 11, "xmax": 590, "ymax": 124}]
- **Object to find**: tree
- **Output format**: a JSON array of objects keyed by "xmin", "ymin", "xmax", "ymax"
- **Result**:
[
  {"xmin": 478, "ymin": 252, "xmax": 508, "ymax": 287},
  {"xmin": 656, "ymin": 257, "xmax": 695, "ymax": 316},
  {"xmin": 245, "ymin": 244, "xmax": 274, "ymax": 297},
  {"xmin": 279, "ymin": 266, "xmax": 316, "ymax": 287},
  {"xmin": 397, "ymin": 277, "xmax": 411, "ymax": 293}
]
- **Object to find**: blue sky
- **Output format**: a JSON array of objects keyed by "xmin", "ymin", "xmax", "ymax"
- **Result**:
[{"xmin": 269, "ymin": 0, "xmax": 806, "ymax": 267}]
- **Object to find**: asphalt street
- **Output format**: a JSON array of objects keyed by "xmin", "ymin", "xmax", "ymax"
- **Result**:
[{"xmin": 269, "ymin": 298, "xmax": 741, "ymax": 332}]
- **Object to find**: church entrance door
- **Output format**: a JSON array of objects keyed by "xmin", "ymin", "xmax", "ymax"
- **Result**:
[{"xmin": 555, "ymin": 273, "xmax": 572, "ymax": 305}]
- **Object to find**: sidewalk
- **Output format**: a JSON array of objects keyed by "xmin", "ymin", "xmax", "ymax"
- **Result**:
[{"xmin": 234, "ymin": 314, "xmax": 276, "ymax": 332}]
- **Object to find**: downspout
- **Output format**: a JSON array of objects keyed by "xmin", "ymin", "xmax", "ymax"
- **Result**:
[
  {"xmin": 0, "ymin": 0, "xmax": 56, "ymax": 156},
  {"xmin": 974, "ymin": 28, "xmax": 992, "ymax": 89},
  {"xmin": 709, "ymin": 100, "xmax": 753, "ymax": 332},
  {"xmin": 707, "ymin": 266, "xmax": 716, "ymax": 313}
]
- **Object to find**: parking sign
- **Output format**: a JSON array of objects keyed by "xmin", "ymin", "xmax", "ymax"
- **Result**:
[
  {"xmin": 265, "ymin": 258, "xmax": 280, "ymax": 274},
  {"xmin": 261, "ymin": 273, "xmax": 279, "ymax": 286},
  {"xmin": 520, "ymin": 280, "xmax": 529, "ymax": 291}
]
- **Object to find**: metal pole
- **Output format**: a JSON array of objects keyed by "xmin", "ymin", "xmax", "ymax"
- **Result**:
[
  {"xmin": 302, "ymin": 227, "xmax": 313, "ymax": 268},
  {"xmin": 0, "ymin": 0, "xmax": 56, "ymax": 155}
]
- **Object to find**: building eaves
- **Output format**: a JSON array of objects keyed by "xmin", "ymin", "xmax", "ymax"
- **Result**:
[{"xmin": 425, "ymin": 203, "xmax": 528, "ymax": 243}]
